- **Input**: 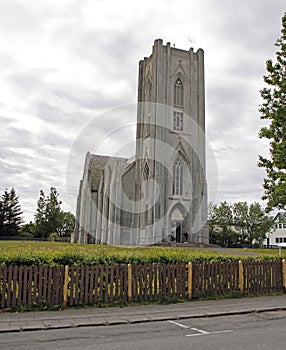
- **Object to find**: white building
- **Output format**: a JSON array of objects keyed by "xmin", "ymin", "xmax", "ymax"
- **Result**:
[{"xmin": 263, "ymin": 212, "xmax": 286, "ymax": 248}]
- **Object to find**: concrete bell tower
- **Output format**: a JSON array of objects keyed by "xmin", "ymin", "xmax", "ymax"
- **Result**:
[{"xmin": 134, "ymin": 39, "xmax": 208, "ymax": 244}]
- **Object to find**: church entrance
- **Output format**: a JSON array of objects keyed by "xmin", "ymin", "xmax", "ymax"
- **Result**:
[
  {"xmin": 171, "ymin": 220, "xmax": 182, "ymax": 242},
  {"xmin": 171, "ymin": 208, "xmax": 184, "ymax": 243},
  {"xmin": 176, "ymin": 222, "xmax": 182, "ymax": 242}
]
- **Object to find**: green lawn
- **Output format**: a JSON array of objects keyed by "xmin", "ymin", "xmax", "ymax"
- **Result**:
[
  {"xmin": 236, "ymin": 248, "xmax": 285, "ymax": 257},
  {"xmin": 0, "ymin": 241, "xmax": 283, "ymax": 266}
]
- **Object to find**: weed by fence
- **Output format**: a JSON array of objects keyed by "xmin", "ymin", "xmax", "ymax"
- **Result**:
[{"xmin": 0, "ymin": 260, "xmax": 285, "ymax": 310}]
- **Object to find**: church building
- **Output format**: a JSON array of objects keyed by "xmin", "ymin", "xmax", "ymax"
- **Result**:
[{"xmin": 72, "ymin": 39, "xmax": 209, "ymax": 245}]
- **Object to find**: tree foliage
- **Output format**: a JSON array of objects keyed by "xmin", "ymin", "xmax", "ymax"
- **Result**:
[
  {"xmin": 258, "ymin": 13, "xmax": 286, "ymax": 212},
  {"xmin": 34, "ymin": 187, "xmax": 75, "ymax": 238},
  {"xmin": 57, "ymin": 211, "xmax": 75, "ymax": 237},
  {"xmin": 34, "ymin": 190, "xmax": 47, "ymax": 237},
  {"xmin": 0, "ymin": 188, "xmax": 23, "ymax": 236},
  {"xmin": 208, "ymin": 201, "xmax": 274, "ymax": 247}
]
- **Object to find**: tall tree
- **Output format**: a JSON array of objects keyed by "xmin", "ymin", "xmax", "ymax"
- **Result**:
[
  {"xmin": 208, "ymin": 202, "xmax": 236, "ymax": 247},
  {"xmin": 34, "ymin": 187, "xmax": 74, "ymax": 238},
  {"xmin": 246, "ymin": 203, "xmax": 274, "ymax": 244},
  {"xmin": 34, "ymin": 190, "xmax": 47, "ymax": 237},
  {"xmin": 215, "ymin": 201, "xmax": 235, "ymax": 247},
  {"xmin": 232, "ymin": 202, "xmax": 249, "ymax": 244},
  {"xmin": 0, "ymin": 188, "xmax": 23, "ymax": 236},
  {"xmin": 258, "ymin": 13, "xmax": 286, "ymax": 212},
  {"xmin": 0, "ymin": 200, "xmax": 3, "ymax": 235},
  {"xmin": 45, "ymin": 187, "xmax": 62, "ymax": 235}
]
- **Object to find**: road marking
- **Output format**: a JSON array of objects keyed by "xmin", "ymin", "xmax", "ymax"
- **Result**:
[
  {"xmin": 211, "ymin": 330, "xmax": 233, "ymax": 335},
  {"xmin": 190, "ymin": 327, "xmax": 209, "ymax": 334},
  {"xmin": 167, "ymin": 320, "xmax": 190, "ymax": 329},
  {"xmin": 186, "ymin": 329, "xmax": 233, "ymax": 337},
  {"xmin": 168, "ymin": 321, "xmax": 210, "ymax": 334},
  {"xmin": 167, "ymin": 320, "xmax": 234, "ymax": 337}
]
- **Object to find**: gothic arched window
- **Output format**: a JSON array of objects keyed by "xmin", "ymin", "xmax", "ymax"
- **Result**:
[
  {"xmin": 173, "ymin": 158, "xmax": 183, "ymax": 195},
  {"xmin": 145, "ymin": 80, "xmax": 152, "ymax": 137},
  {"xmin": 143, "ymin": 162, "xmax": 149, "ymax": 180},
  {"xmin": 174, "ymin": 78, "xmax": 184, "ymax": 107}
]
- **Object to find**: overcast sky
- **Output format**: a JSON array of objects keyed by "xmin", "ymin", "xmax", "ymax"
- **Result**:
[{"xmin": 0, "ymin": 0, "xmax": 285, "ymax": 222}]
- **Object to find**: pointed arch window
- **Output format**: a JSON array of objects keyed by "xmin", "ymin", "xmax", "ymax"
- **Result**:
[
  {"xmin": 143, "ymin": 162, "xmax": 149, "ymax": 180},
  {"xmin": 144, "ymin": 80, "xmax": 152, "ymax": 137},
  {"xmin": 173, "ymin": 158, "xmax": 183, "ymax": 195},
  {"xmin": 146, "ymin": 80, "xmax": 152, "ymax": 114},
  {"xmin": 174, "ymin": 78, "xmax": 184, "ymax": 107}
]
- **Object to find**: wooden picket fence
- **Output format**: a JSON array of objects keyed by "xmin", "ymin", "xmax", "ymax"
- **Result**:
[
  {"xmin": 192, "ymin": 261, "xmax": 240, "ymax": 298},
  {"xmin": 0, "ymin": 266, "xmax": 65, "ymax": 309},
  {"xmin": 130, "ymin": 263, "xmax": 188, "ymax": 302},
  {"xmin": 0, "ymin": 260, "xmax": 286, "ymax": 309},
  {"xmin": 242, "ymin": 260, "xmax": 283, "ymax": 295}
]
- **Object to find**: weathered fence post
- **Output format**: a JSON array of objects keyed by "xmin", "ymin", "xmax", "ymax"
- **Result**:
[
  {"xmin": 187, "ymin": 262, "xmax": 193, "ymax": 300},
  {"xmin": 239, "ymin": 260, "xmax": 244, "ymax": 294},
  {"xmin": 282, "ymin": 259, "xmax": 286, "ymax": 291},
  {"xmin": 128, "ymin": 263, "xmax": 132, "ymax": 303},
  {"xmin": 63, "ymin": 265, "xmax": 69, "ymax": 308}
]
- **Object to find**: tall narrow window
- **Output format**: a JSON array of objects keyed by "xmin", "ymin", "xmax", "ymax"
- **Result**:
[
  {"xmin": 174, "ymin": 78, "xmax": 184, "ymax": 107},
  {"xmin": 143, "ymin": 162, "xmax": 149, "ymax": 180},
  {"xmin": 145, "ymin": 81, "xmax": 152, "ymax": 137},
  {"xmin": 173, "ymin": 78, "xmax": 184, "ymax": 131},
  {"xmin": 173, "ymin": 158, "xmax": 183, "ymax": 195}
]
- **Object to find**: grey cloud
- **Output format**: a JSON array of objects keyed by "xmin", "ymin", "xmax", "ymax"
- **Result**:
[
  {"xmin": 204, "ymin": 0, "xmax": 284, "ymax": 52},
  {"xmin": 53, "ymin": 88, "xmax": 132, "ymax": 111},
  {"xmin": 1, "ymin": 125, "xmax": 33, "ymax": 143},
  {"xmin": 0, "ymin": 0, "xmax": 79, "ymax": 35},
  {"xmin": 54, "ymin": 26, "xmax": 140, "ymax": 83},
  {"xmin": 33, "ymin": 101, "xmax": 65, "ymax": 123},
  {"xmin": 7, "ymin": 69, "xmax": 51, "ymax": 98},
  {"xmin": 0, "ymin": 1, "xmax": 42, "ymax": 34},
  {"xmin": 213, "ymin": 138, "xmax": 266, "ymax": 203}
]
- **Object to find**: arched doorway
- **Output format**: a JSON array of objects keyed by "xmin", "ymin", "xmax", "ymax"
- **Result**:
[{"xmin": 170, "ymin": 208, "xmax": 184, "ymax": 242}]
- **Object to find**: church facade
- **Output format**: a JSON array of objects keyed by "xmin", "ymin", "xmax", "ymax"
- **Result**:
[{"xmin": 72, "ymin": 39, "xmax": 209, "ymax": 245}]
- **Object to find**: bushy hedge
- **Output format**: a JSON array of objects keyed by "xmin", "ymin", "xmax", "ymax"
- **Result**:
[{"xmin": 0, "ymin": 242, "xmax": 279, "ymax": 266}]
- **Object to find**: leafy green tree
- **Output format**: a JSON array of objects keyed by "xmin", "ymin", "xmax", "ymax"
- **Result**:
[
  {"xmin": 0, "ymin": 200, "xmax": 3, "ymax": 235},
  {"xmin": 34, "ymin": 190, "xmax": 47, "ymax": 237},
  {"xmin": 0, "ymin": 188, "xmax": 23, "ymax": 236},
  {"xmin": 19, "ymin": 221, "xmax": 37, "ymax": 237},
  {"xmin": 208, "ymin": 201, "xmax": 274, "ymax": 247},
  {"xmin": 258, "ymin": 13, "xmax": 286, "ymax": 212},
  {"xmin": 232, "ymin": 202, "xmax": 249, "ymax": 244},
  {"xmin": 245, "ymin": 203, "xmax": 274, "ymax": 244},
  {"xmin": 34, "ymin": 187, "xmax": 62, "ymax": 238},
  {"xmin": 208, "ymin": 202, "xmax": 236, "ymax": 247},
  {"xmin": 208, "ymin": 202, "xmax": 219, "ymax": 244},
  {"xmin": 58, "ymin": 211, "xmax": 75, "ymax": 237},
  {"xmin": 45, "ymin": 187, "xmax": 62, "ymax": 236},
  {"xmin": 215, "ymin": 201, "xmax": 235, "ymax": 247},
  {"xmin": 34, "ymin": 187, "xmax": 75, "ymax": 239}
]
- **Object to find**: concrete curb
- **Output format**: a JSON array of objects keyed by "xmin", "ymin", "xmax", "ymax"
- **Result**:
[{"xmin": 1, "ymin": 306, "xmax": 285, "ymax": 334}]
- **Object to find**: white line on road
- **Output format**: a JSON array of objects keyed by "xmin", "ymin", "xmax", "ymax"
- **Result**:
[
  {"xmin": 211, "ymin": 330, "xmax": 234, "ymax": 335},
  {"xmin": 167, "ymin": 320, "xmax": 190, "ymax": 329},
  {"xmin": 167, "ymin": 320, "xmax": 234, "ymax": 337},
  {"xmin": 190, "ymin": 327, "xmax": 209, "ymax": 334},
  {"xmin": 186, "ymin": 329, "xmax": 234, "ymax": 337}
]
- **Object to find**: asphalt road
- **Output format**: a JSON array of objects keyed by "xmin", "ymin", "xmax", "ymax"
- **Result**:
[{"xmin": 1, "ymin": 311, "xmax": 286, "ymax": 350}]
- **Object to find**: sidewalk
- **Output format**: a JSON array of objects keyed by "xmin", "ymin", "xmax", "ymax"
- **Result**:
[{"xmin": 0, "ymin": 295, "xmax": 286, "ymax": 333}]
